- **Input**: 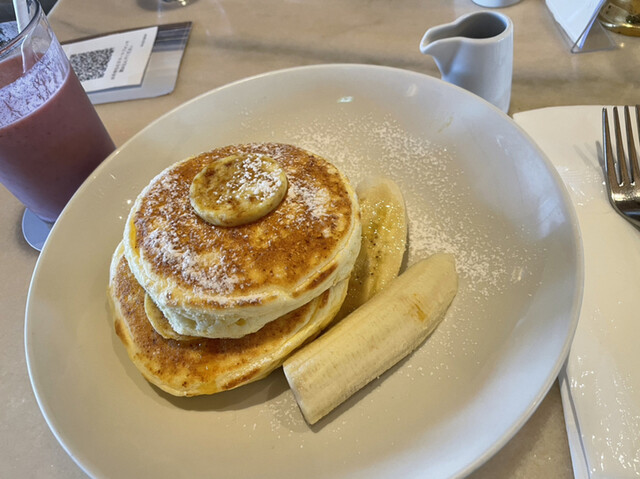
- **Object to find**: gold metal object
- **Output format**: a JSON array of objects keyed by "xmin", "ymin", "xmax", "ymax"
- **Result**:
[{"xmin": 599, "ymin": 0, "xmax": 640, "ymax": 36}]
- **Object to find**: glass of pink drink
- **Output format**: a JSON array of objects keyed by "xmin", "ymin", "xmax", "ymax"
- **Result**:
[{"xmin": 0, "ymin": 0, "xmax": 115, "ymax": 236}]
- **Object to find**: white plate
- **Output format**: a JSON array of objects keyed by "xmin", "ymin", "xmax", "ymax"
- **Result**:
[{"xmin": 25, "ymin": 64, "xmax": 583, "ymax": 479}]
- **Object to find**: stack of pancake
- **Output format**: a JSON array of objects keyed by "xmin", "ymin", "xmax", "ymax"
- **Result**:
[{"xmin": 108, "ymin": 143, "xmax": 361, "ymax": 396}]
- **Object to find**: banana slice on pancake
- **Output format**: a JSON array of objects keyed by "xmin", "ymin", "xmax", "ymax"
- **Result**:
[
  {"xmin": 336, "ymin": 176, "xmax": 407, "ymax": 320},
  {"xmin": 190, "ymin": 154, "xmax": 288, "ymax": 227}
]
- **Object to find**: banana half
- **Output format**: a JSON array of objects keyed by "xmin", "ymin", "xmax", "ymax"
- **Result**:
[
  {"xmin": 283, "ymin": 253, "xmax": 458, "ymax": 425},
  {"xmin": 336, "ymin": 176, "xmax": 408, "ymax": 320}
]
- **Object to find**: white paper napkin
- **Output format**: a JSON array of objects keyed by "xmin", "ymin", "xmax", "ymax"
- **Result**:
[
  {"xmin": 545, "ymin": 0, "xmax": 606, "ymax": 47},
  {"xmin": 514, "ymin": 106, "xmax": 640, "ymax": 479}
]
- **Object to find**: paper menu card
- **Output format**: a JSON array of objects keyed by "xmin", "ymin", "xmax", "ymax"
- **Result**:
[
  {"xmin": 62, "ymin": 22, "xmax": 192, "ymax": 104},
  {"xmin": 62, "ymin": 27, "xmax": 157, "ymax": 92}
]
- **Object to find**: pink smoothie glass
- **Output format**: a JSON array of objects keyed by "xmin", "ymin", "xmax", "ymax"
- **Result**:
[{"xmin": 0, "ymin": 0, "xmax": 115, "ymax": 226}]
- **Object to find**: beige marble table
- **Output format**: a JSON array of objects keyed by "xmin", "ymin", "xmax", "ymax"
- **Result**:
[{"xmin": 2, "ymin": 0, "xmax": 639, "ymax": 477}]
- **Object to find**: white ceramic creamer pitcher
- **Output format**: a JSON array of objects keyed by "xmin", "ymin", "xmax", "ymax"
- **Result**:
[{"xmin": 420, "ymin": 11, "xmax": 513, "ymax": 113}]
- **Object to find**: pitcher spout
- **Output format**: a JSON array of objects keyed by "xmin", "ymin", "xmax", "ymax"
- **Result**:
[
  {"xmin": 419, "ymin": 28, "xmax": 461, "ymax": 79},
  {"xmin": 420, "ymin": 20, "xmax": 460, "ymax": 51}
]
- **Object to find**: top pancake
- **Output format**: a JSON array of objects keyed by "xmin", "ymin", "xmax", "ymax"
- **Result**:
[{"xmin": 123, "ymin": 143, "xmax": 361, "ymax": 338}]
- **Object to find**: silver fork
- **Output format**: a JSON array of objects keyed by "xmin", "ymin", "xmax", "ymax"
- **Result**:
[{"xmin": 602, "ymin": 105, "xmax": 640, "ymax": 229}]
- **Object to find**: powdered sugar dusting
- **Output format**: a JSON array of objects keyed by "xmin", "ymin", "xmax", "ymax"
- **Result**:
[
  {"xmin": 214, "ymin": 155, "xmax": 284, "ymax": 204},
  {"xmin": 272, "ymin": 113, "xmax": 532, "ymax": 298},
  {"xmin": 143, "ymin": 213, "xmax": 243, "ymax": 295},
  {"xmin": 288, "ymin": 183, "xmax": 330, "ymax": 221},
  {"xmin": 233, "ymin": 108, "xmax": 541, "ymax": 385}
]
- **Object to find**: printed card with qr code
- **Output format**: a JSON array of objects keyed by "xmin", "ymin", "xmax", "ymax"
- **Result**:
[{"xmin": 62, "ymin": 27, "xmax": 158, "ymax": 93}]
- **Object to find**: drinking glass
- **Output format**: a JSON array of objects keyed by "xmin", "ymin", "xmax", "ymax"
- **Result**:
[
  {"xmin": 599, "ymin": 0, "xmax": 640, "ymax": 36},
  {"xmin": 0, "ymin": 0, "xmax": 115, "ymax": 246}
]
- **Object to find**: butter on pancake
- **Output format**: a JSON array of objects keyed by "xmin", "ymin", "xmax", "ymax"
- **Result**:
[
  {"xmin": 109, "ymin": 244, "xmax": 348, "ymax": 396},
  {"xmin": 123, "ymin": 143, "xmax": 361, "ymax": 339},
  {"xmin": 189, "ymin": 154, "xmax": 288, "ymax": 227}
]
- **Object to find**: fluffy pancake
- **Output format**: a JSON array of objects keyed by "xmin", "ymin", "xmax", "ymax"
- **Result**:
[
  {"xmin": 109, "ymin": 243, "xmax": 349, "ymax": 396},
  {"xmin": 144, "ymin": 293, "xmax": 195, "ymax": 341},
  {"xmin": 123, "ymin": 143, "xmax": 360, "ymax": 339}
]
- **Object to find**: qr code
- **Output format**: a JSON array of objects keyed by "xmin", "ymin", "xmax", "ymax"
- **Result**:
[{"xmin": 69, "ymin": 48, "xmax": 114, "ymax": 82}]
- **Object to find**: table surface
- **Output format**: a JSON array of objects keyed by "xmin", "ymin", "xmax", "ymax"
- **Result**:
[{"xmin": 2, "ymin": 0, "xmax": 639, "ymax": 477}]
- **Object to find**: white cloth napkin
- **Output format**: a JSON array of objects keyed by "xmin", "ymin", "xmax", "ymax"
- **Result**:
[{"xmin": 514, "ymin": 106, "xmax": 640, "ymax": 479}]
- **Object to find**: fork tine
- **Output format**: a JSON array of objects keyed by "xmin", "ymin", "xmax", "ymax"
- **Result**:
[
  {"xmin": 623, "ymin": 105, "xmax": 637, "ymax": 186},
  {"xmin": 632, "ymin": 105, "xmax": 640, "ymax": 184},
  {"xmin": 614, "ymin": 106, "xmax": 631, "ymax": 186},
  {"xmin": 603, "ymin": 108, "xmax": 619, "ymax": 191},
  {"xmin": 602, "ymin": 107, "xmax": 640, "ymax": 230}
]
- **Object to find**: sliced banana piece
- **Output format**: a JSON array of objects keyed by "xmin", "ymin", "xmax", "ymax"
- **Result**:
[
  {"xmin": 336, "ymin": 176, "xmax": 407, "ymax": 320},
  {"xmin": 283, "ymin": 253, "xmax": 458, "ymax": 425},
  {"xmin": 190, "ymin": 154, "xmax": 288, "ymax": 226}
]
